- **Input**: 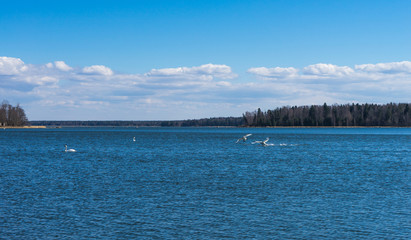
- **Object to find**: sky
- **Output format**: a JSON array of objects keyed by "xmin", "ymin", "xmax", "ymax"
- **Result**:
[{"xmin": 1, "ymin": 0, "xmax": 410, "ymax": 120}]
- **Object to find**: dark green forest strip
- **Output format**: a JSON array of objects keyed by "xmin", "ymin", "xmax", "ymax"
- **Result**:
[
  {"xmin": 243, "ymin": 103, "xmax": 410, "ymax": 127},
  {"xmin": 30, "ymin": 117, "xmax": 243, "ymax": 127},
  {"xmin": 30, "ymin": 103, "xmax": 411, "ymax": 127}
]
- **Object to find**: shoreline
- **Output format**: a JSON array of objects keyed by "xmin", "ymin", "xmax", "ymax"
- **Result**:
[
  {"xmin": 246, "ymin": 126, "xmax": 411, "ymax": 128},
  {"xmin": 2, "ymin": 126, "xmax": 47, "ymax": 129},
  {"xmin": 24, "ymin": 125, "xmax": 411, "ymax": 128}
]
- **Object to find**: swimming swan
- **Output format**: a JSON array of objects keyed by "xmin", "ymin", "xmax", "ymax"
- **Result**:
[
  {"xmin": 252, "ymin": 137, "xmax": 270, "ymax": 146},
  {"xmin": 65, "ymin": 144, "xmax": 76, "ymax": 152},
  {"xmin": 236, "ymin": 134, "xmax": 252, "ymax": 143},
  {"xmin": 133, "ymin": 137, "xmax": 136, "ymax": 142}
]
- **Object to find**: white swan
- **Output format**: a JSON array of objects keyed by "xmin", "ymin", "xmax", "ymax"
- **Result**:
[
  {"xmin": 133, "ymin": 137, "xmax": 136, "ymax": 142},
  {"xmin": 65, "ymin": 144, "xmax": 76, "ymax": 152},
  {"xmin": 236, "ymin": 134, "xmax": 252, "ymax": 143},
  {"xmin": 252, "ymin": 137, "xmax": 270, "ymax": 146}
]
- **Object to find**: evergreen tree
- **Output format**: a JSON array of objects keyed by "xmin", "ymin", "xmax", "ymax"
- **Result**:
[{"xmin": 242, "ymin": 103, "xmax": 411, "ymax": 127}]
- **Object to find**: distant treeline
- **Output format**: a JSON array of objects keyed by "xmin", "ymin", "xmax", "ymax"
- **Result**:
[
  {"xmin": 30, "ymin": 117, "xmax": 243, "ymax": 127},
  {"xmin": 243, "ymin": 103, "xmax": 411, "ymax": 127},
  {"xmin": 0, "ymin": 101, "xmax": 28, "ymax": 127},
  {"xmin": 29, "ymin": 103, "xmax": 411, "ymax": 127}
]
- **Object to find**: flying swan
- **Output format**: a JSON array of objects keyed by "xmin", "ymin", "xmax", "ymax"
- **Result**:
[
  {"xmin": 65, "ymin": 144, "xmax": 76, "ymax": 152},
  {"xmin": 252, "ymin": 137, "xmax": 270, "ymax": 146},
  {"xmin": 236, "ymin": 134, "xmax": 252, "ymax": 143}
]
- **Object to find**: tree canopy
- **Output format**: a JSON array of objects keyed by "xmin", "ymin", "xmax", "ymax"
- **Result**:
[
  {"xmin": 0, "ymin": 100, "xmax": 29, "ymax": 127},
  {"xmin": 242, "ymin": 103, "xmax": 411, "ymax": 127}
]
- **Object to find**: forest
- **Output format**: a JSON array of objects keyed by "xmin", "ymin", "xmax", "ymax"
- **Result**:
[
  {"xmin": 30, "ymin": 117, "xmax": 243, "ymax": 127},
  {"xmin": 25, "ymin": 102, "xmax": 411, "ymax": 127},
  {"xmin": 242, "ymin": 103, "xmax": 411, "ymax": 127},
  {"xmin": 0, "ymin": 101, "xmax": 29, "ymax": 127}
]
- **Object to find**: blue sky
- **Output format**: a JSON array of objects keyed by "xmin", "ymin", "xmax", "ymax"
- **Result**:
[{"xmin": 1, "ymin": 0, "xmax": 410, "ymax": 120}]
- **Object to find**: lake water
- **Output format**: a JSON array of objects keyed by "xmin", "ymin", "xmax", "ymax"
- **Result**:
[{"xmin": 1, "ymin": 127, "xmax": 410, "ymax": 239}]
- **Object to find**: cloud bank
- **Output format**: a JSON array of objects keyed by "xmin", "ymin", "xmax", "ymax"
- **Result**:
[{"xmin": 1, "ymin": 56, "xmax": 410, "ymax": 120}]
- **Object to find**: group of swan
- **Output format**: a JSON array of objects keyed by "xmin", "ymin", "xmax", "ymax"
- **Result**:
[
  {"xmin": 65, "ymin": 136, "xmax": 136, "ymax": 152},
  {"xmin": 67, "ymin": 135, "xmax": 274, "ymax": 152},
  {"xmin": 236, "ymin": 134, "xmax": 271, "ymax": 146}
]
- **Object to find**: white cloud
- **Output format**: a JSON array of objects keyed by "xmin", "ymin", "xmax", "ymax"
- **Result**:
[
  {"xmin": 248, "ymin": 64, "xmax": 355, "ymax": 81},
  {"xmin": 21, "ymin": 76, "xmax": 59, "ymax": 86},
  {"xmin": 244, "ymin": 61, "xmax": 411, "ymax": 112},
  {"xmin": 1, "ymin": 57, "xmax": 410, "ymax": 120},
  {"xmin": 190, "ymin": 63, "xmax": 237, "ymax": 79},
  {"xmin": 355, "ymin": 61, "xmax": 411, "ymax": 73},
  {"xmin": 302, "ymin": 63, "xmax": 354, "ymax": 77},
  {"xmin": 247, "ymin": 67, "xmax": 298, "ymax": 79},
  {"xmin": 82, "ymin": 65, "xmax": 113, "ymax": 76},
  {"xmin": 146, "ymin": 64, "xmax": 237, "ymax": 80},
  {"xmin": 146, "ymin": 67, "xmax": 191, "ymax": 78},
  {"xmin": 0, "ymin": 56, "xmax": 28, "ymax": 75},
  {"xmin": 54, "ymin": 61, "xmax": 73, "ymax": 71}
]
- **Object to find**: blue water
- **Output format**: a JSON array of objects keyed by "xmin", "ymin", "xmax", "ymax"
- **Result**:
[{"xmin": 1, "ymin": 127, "xmax": 410, "ymax": 239}]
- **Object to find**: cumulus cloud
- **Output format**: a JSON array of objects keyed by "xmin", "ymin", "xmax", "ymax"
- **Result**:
[
  {"xmin": 45, "ymin": 61, "xmax": 73, "ymax": 72},
  {"xmin": 190, "ymin": 63, "xmax": 237, "ymax": 79},
  {"xmin": 0, "ymin": 56, "xmax": 28, "ymax": 75},
  {"xmin": 82, "ymin": 65, "xmax": 113, "ymax": 76},
  {"xmin": 302, "ymin": 63, "xmax": 354, "ymax": 77},
  {"xmin": 1, "ymin": 56, "xmax": 410, "ymax": 120},
  {"xmin": 248, "ymin": 63, "xmax": 356, "ymax": 80},
  {"xmin": 355, "ymin": 61, "xmax": 411, "ymax": 73},
  {"xmin": 0, "ymin": 56, "xmax": 61, "ymax": 88},
  {"xmin": 54, "ymin": 61, "xmax": 73, "ymax": 71},
  {"xmin": 247, "ymin": 67, "xmax": 298, "ymax": 79},
  {"xmin": 248, "ymin": 62, "xmax": 411, "ymax": 81},
  {"xmin": 146, "ymin": 64, "xmax": 237, "ymax": 80},
  {"xmin": 254, "ymin": 61, "xmax": 410, "ymax": 103}
]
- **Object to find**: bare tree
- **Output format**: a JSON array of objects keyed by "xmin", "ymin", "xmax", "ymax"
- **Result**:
[{"xmin": 0, "ymin": 100, "xmax": 29, "ymax": 126}]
